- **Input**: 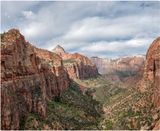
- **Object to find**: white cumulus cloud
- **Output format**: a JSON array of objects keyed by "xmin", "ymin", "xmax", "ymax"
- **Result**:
[{"xmin": 1, "ymin": 1, "xmax": 160, "ymax": 58}]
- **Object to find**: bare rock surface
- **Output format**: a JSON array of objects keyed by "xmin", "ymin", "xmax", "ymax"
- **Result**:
[
  {"xmin": 53, "ymin": 46, "xmax": 98, "ymax": 79},
  {"xmin": 1, "ymin": 29, "xmax": 70, "ymax": 129}
]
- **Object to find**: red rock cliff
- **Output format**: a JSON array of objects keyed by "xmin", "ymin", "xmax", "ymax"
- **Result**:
[
  {"xmin": 138, "ymin": 37, "xmax": 160, "ymax": 130},
  {"xmin": 52, "ymin": 46, "xmax": 98, "ymax": 79},
  {"xmin": 1, "ymin": 29, "xmax": 70, "ymax": 129},
  {"xmin": 144, "ymin": 37, "xmax": 160, "ymax": 108}
]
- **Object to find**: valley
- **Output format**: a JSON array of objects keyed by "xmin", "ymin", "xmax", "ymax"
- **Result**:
[
  {"xmin": 75, "ymin": 76, "xmax": 154, "ymax": 129},
  {"xmin": 1, "ymin": 29, "xmax": 160, "ymax": 130}
]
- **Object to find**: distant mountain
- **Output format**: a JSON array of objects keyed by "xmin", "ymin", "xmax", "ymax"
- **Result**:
[
  {"xmin": 52, "ymin": 45, "xmax": 66, "ymax": 56},
  {"xmin": 90, "ymin": 55, "xmax": 145, "ymax": 74},
  {"xmin": 90, "ymin": 55, "xmax": 145, "ymax": 87}
]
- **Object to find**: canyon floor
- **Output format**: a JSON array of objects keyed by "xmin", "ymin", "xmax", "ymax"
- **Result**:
[
  {"xmin": 21, "ymin": 75, "xmax": 156, "ymax": 130},
  {"xmin": 75, "ymin": 76, "xmax": 156, "ymax": 130}
]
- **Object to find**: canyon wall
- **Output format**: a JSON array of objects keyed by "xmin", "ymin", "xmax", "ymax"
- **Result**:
[
  {"xmin": 52, "ymin": 45, "xmax": 98, "ymax": 79},
  {"xmin": 90, "ymin": 56, "xmax": 145, "ymax": 75},
  {"xmin": 1, "ymin": 29, "xmax": 70, "ymax": 129},
  {"xmin": 144, "ymin": 37, "xmax": 160, "ymax": 108},
  {"xmin": 137, "ymin": 37, "xmax": 160, "ymax": 129},
  {"xmin": 91, "ymin": 56, "xmax": 145, "ymax": 86}
]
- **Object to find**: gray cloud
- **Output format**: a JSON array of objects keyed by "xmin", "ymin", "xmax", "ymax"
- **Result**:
[{"xmin": 1, "ymin": 1, "xmax": 160, "ymax": 58}]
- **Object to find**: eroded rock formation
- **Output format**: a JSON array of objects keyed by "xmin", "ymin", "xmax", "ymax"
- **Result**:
[
  {"xmin": 52, "ymin": 45, "xmax": 66, "ymax": 56},
  {"xmin": 90, "ymin": 56, "xmax": 145, "ymax": 75},
  {"xmin": 52, "ymin": 45, "xmax": 98, "ymax": 79},
  {"xmin": 137, "ymin": 37, "xmax": 160, "ymax": 129},
  {"xmin": 91, "ymin": 56, "xmax": 145, "ymax": 87},
  {"xmin": 1, "ymin": 29, "xmax": 70, "ymax": 129},
  {"xmin": 144, "ymin": 37, "xmax": 160, "ymax": 108}
]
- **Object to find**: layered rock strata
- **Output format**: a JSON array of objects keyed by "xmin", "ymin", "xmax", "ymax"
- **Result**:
[
  {"xmin": 90, "ymin": 56, "xmax": 145, "ymax": 75},
  {"xmin": 1, "ymin": 29, "xmax": 69, "ymax": 129},
  {"xmin": 144, "ymin": 37, "xmax": 160, "ymax": 108},
  {"xmin": 52, "ymin": 45, "xmax": 98, "ymax": 79}
]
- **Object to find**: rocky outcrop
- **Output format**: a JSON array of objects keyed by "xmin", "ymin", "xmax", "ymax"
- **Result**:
[
  {"xmin": 136, "ymin": 37, "xmax": 160, "ymax": 130},
  {"xmin": 1, "ymin": 29, "xmax": 70, "ymax": 129},
  {"xmin": 52, "ymin": 46, "xmax": 98, "ymax": 79},
  {"xmin": 52, "ymin": 45, "xmax": 66, "ymax": 56},
  {"xmin": 143, "ymin": 37, "xmax": 160, "ymax": 108}
]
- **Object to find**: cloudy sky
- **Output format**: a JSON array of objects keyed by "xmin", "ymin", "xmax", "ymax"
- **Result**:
[{"xmin": 1, "ymin": 1, "xmax": 160, "ymax": 58}]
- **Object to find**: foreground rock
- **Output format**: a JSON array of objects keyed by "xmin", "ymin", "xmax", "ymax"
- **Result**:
[
  {"xmin": 1, "ymin": 29, "xmax": 70, "ymax": 129},
  {"xmin": 143, "ymin": 37, "xmax": 160, "ymax": 130},
  {"xmin": 144, "ymin": 37, "xmax": 160, "ymax": 108},
  {"xmin": 52, "ymin": 45, "xmax": 98, "ymax": 79},
  {"xmin": 137, "ymin": 37, "xmax": 160, "ymax": 129}
]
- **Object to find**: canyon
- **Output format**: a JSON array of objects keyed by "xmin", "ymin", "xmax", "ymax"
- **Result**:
[
  {"xmin": 1, "ymin": 29, "xmax": 70, "ymax": 129},
  {"xmin": 1, "ymin": 29, "xmax": 100, "ymax": 129},
  {"xmin": 1, "ymin": 29, "xmax": 160, "ymax": 130}
]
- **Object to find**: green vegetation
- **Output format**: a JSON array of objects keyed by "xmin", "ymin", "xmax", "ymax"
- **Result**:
[
  {"xmin": 75, "ymin": 76, "xmax": 156, "ymax": 130},
  {"xmin": 24, "ymin": 113, "xmax": 41, "ymax": 129},
  {"xmin": 19, "ymin": 116, "xmax": 26, "ymax": 130},
  {"xmin": 1, "ymin": 32, "xmax": 5, "ymax": 40},
  {"xmin": 31, "ymin": 86, "xmax": 41, "ymax": 97},
  {"xmin": 75, "ymin": 76, "xmax": 128, "ymax": 105},
  {"xmin": 20, "ymin": 76, "xmax": 157, "ymax": 130},
  {"xmin": 62, "ymin": 59, "xmax": 77, "ymax": 65},
  {"xmin": 115, "ymin": 70, "xmax": 136, "ymax": 78},
  {"xmin": 23, "ymin": 82, "xmax": 103, "ymax": 130},
  {"xmin": 115, "ymin": 104, "xmax": 154, "ymax": 130},
  {"xmin": 102, "ymin": 119, "xmax": 114, "ymax": 129}
]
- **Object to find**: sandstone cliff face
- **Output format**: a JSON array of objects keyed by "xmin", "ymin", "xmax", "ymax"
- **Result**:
[
  {"xmin": 52, "ymin": 45, "xmax": 66, "ymax": 56},
  {"xmin": 90, "ymin": 56, "xmax": 145, "ymax": 75},
  {"xmin": 144, "ymin": 37, "xmax": 160, "ymax": 108},
  {"xmin": 91, "ymin": 56, "xmax": 145, "ymax": 87},
  {"xmin": 137, "ymin": 37, "xmax": 160, "ymax": 130},
  {"xmin": 1, "ymin": 29, "xmax": 70, "ymax": 129},
  {"xmin": 52, "ymin": 46, "xmax": 98, "ymax": 79}
]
